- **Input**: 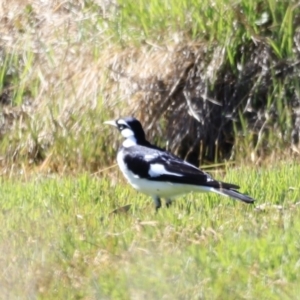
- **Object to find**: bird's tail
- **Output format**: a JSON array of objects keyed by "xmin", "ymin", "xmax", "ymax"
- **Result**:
[{"xmin": 212, "ymin": 188, "xmax": 255, "ymax": 204}]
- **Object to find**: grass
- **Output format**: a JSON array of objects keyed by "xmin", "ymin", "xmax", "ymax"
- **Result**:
[
  {"xmin": 0, "ymin": 0, "xmax": 299, "ymax": 170},
  {"xmin": 0, "ymin": 162, "xmax": 300, "ymax": 299},
  {"xmin": 0, "ymin": 1, "xmax": 300, "ymax": 299}
]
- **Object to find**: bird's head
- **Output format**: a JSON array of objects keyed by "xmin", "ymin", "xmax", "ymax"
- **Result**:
[{"xmin": 104, "ymin": 117, "xmax": 146, "ymax": 146}]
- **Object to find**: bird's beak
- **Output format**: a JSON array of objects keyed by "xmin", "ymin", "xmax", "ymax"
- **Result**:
[{"xmin": 103, "ymin": 120, "xmax": 118, "ymax": 127}]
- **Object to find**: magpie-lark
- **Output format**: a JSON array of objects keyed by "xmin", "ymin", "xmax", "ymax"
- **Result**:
[{"xmin": 104, "ymin": 117, "xmax": 255, "ymax": 211}]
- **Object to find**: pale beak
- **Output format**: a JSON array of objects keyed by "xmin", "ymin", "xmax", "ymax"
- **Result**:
[{"xmin": 103, "ymin": 120, "xmax": 118, "ymax": 127}]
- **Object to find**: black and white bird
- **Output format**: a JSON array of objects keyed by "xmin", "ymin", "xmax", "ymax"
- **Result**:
[{"xmin": 104, "ymin": 117, "xmax": 255, "ymax": 211}]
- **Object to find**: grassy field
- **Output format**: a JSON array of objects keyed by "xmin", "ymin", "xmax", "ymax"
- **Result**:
[
  {"xmin": 0, "ymin": 162, "xmax": 300, "ymax": 299},
  {"xmin": 0, "ymin": 0, "xmax": 300, "ymax": 299}
]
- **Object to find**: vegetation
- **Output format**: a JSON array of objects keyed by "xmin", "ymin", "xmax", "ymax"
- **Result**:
[
  {"xmin": 0, "ymin": 0, "xmax": 300, "ymax": 298},
  {"xmin": 1, "ymin": 163, "xmax": 300, "ymax": 299},
  {"xmin": 0, "ymin": 0, "xmax": 299, "ymax": 170}
]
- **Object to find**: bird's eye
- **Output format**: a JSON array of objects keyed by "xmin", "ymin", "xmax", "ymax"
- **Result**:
[{"xmin": 119, "ymin": 125, "xmax": 125, "ymax": 130}]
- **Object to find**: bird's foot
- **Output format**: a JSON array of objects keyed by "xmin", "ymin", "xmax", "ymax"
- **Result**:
[
  {"xmin": 153, "ymin": 196, "xmax": 161, "ymax": 212},
  {"xmin": 165, "ymin": 199, "xmax": 172, "ymax": 208}
]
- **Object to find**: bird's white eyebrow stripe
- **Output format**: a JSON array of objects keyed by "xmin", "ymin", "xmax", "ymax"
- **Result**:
[
  {"xmin": 148, "ymin": 163, "xmax": 183, "ymax": 177},
  {"xmin": 117, "ymin": 119, "xmax": 128, "ymax": 126}
]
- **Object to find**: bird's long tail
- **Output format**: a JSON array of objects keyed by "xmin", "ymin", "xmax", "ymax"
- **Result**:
[{"xmin": 212, "ymin": 188, "xmax": 255, "ymax": 204}]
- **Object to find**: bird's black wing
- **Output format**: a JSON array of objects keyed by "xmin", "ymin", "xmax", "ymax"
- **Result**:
[{"xmin": 122, "ymin": 145, "xmax": 240, "ymax": 190}]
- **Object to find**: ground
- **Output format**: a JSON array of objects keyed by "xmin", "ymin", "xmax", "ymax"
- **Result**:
[
  {"xmin": 0, "ymin": 1, "xmax": 300, "ymax": 299},
  {"xmin": 0, "ymin": 163, "xmax": 300, "ymax": 298}
]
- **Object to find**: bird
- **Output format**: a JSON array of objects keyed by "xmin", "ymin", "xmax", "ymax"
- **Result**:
[{"xmin": 104, "ymin": 116, "xmax": 255, "ymax": 211}]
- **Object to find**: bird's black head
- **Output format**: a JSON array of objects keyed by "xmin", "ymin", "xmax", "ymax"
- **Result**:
[{"xmin": 104, "ymin": 117, "xmax": 146, "ymax": 145}]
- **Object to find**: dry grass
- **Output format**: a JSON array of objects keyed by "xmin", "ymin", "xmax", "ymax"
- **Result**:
[{"xmin": 0, "ymin": 0, "xmax": 299, "ymax": 174}]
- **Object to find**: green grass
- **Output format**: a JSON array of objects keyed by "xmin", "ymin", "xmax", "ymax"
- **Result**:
[
  {"xmin": 1, "ymin": 162, "xmax": 300, "ymax": 299},
  {"xmin": 1, "ymin": 2, "xmax": 300, "ymax": 298},
  {"xmin": 107, "ymin": 0, "xmax": 297, "ymax": 55}
]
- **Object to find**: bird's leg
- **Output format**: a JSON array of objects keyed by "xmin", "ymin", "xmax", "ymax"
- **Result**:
[
  {"xmin": 165, "ymin": 199, "xmax": 172, "ymax": 208},
  {"xmin": 153, "ymin": 196, "xmax": 161, "ymax": 212}
]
